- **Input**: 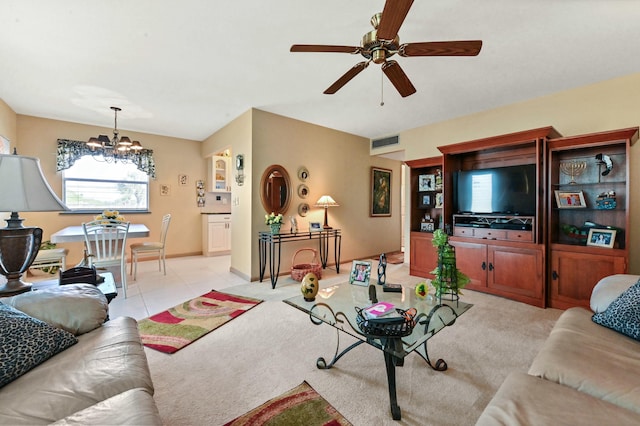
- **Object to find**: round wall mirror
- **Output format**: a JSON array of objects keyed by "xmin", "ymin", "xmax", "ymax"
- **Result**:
[{"xmin": 260, "ymin": 164, "xmax": 291, "ymax": 215}]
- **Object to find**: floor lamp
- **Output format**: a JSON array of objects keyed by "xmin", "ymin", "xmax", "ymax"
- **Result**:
[
  {"xmin": 314, "ymin": 195, "xmax": 339, "ymax": 229},
  {"xmin": 0, "ymin": 153, "xmax": 68, "ymax": 295}
]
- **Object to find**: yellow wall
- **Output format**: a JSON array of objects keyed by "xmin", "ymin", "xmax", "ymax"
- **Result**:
[
  {"xmin": 0, "ymin": 99, "xmax": 16, "ymax": 151},
  {"xmin": 385, "ymin": 72, "xmax": 640, "ymax": 274},
  {"xmin": 13, "ymin": 115, "xmax": 205, "ymax": 265}
]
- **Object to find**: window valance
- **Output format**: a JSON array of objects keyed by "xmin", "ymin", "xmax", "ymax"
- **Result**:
[{"xmin": 56, "ymin": 139, "xmax": 156, "ymax": 179}]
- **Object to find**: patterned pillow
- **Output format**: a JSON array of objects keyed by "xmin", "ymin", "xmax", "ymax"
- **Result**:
[
  {"xmin": 592, "ymin": 280, "xmax": 640, "ymax": 340},
  {"xmin": 0, "ymin": 303, "xmax": 78, "ymax": 388}
]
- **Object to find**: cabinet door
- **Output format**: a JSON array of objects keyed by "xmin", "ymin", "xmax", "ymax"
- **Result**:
[
  {"xmin": 488, "ymin": 245, "xmax": 544, "ymax": 306},
  {"xmin": 410, "ymin": 233, "xmax": 437, "ymax": 278},
  {"xmin": 207, "ymin": 222, "xmax": 229, "ymax": 253},
  {"xmin": 450, "ymin": 240, "xmax": 487, "ymax": 289},
  {"xmin": 550, "ymin": 250, "xmax": 626, "ymax": 309}
]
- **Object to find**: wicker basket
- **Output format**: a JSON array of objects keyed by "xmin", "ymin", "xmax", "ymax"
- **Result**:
[
  {"xmin": 355, "ymin": 307, "xmax": 417, "ymax": 338},
  {"xmin": 291, "ymin": 248, "xmax": 322, "ymax": 281}
]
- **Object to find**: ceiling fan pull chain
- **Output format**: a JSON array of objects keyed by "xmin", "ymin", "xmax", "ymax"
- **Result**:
[{"xmin": 380, "ymin": 68, "xmax": 385, "ymax": 106}]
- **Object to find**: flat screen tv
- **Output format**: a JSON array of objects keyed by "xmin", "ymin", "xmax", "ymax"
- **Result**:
[{"xmin": 454, "ymin": 164, "xmax": 536, "ymax": 215}]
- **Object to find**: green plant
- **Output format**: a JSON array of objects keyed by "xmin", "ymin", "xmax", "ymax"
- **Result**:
[{"xmin": 429, "ymin": 229, "xmax": 470, "ymax": 297}]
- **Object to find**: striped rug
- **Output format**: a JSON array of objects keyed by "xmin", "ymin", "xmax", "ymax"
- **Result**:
[{"xmin": 138, "ymin": 290, "xmax": 262, "ymax": 354}]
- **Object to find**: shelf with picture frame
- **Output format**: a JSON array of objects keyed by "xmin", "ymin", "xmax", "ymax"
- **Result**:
[{"xmin": 547, "ymin": 127, "xmax": 638, "ymax": 309}]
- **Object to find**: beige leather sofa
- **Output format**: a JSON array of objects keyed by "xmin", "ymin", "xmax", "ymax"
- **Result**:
[
  {"xmin": 476, "ymin": 274, "xmax": 640, "ymax": 425},
  {"xmin": 0, "ymin": 284, "xmax": 161, "ymax": 425}
]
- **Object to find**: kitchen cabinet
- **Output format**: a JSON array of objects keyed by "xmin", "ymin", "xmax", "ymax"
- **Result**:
[
  {"xmin": 209, "ymin": 156, "xmax": 231, "ymax": 192},
  {"xmin": 202, "ymin": 214, "xmax": 231, "ymax": 256}
]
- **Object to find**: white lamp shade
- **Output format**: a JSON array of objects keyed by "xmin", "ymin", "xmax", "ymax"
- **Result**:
[
  {"xmin": 314, "ymin": 195, "xmax": 339, "ymax": 207},
  {"xmin": 0, "ymin": 154, "xmax": 68, "ymax": 212}
]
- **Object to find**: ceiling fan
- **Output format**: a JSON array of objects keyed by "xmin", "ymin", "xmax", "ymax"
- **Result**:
[{"xmin": 290, "ymin": 0, "xmax": 482, "ymax": 98}]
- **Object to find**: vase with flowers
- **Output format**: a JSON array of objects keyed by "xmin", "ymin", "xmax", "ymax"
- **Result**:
[
  {"xmin": 95, "ymin": 210, "xmax": 126, "ymax": 225},
  {"xmin": 265, "ymin": 212, "xmax": 283, "ymax": 234}
]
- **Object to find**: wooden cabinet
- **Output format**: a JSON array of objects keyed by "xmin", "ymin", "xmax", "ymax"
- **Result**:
[
  {"xmin": 409, "ymin": 232, "xmax": 438, "ymax": 278},
  {"xmin": 452, "ymin": 239, "xmax": 545, "ymax": 307},
  {"xmin": 547, "ymin": 127, "xmax": 637, "ymax": 308},
  {"xmin": 202, "ymin": 214, "xmax": 231, "ymax": 256},
  {"xmin": 549, "ymin": 246, "xmax": 626, "ymax": 310},
  {"xmin": 209, "ymin": 156, "xmax": 231, "ymax": 192}
]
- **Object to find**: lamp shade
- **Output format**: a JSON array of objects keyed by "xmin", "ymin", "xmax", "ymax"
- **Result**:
[
  {"xmin": 314, "ymin": 195, "xmax": 339, "ymax": 208},
  {"xmin": 0, "ymin": 154, "xmax": 68, "ymax": 213}
]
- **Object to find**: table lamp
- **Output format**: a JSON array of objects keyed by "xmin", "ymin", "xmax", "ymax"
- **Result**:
[
  {"xmin": 314, "ymin": 195, "xmax": 339, "ymax": 229},
  {"xmin": 0, "ymin": 152, "xmax": 69, "ymax": 295}
]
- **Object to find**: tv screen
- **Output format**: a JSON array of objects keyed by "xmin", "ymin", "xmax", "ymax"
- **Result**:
[{"xmin": 454, "ymin": 165, "xmax": 536, "ymax": 215}]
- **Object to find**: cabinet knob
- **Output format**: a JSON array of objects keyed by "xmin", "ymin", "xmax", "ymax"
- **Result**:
[
  {"xmin": 481, "ymin": 261, "xmax": 486, "ymax": 270},
  {"xmin": 488, "ymin": 263, "xmax": 494, "ymax": 271},
  {"xmin": 552, "ymin": 270, "xmax": 558, "ymax": 280}
]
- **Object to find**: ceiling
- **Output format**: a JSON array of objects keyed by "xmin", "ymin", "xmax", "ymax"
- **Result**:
[{"xmin": 1, "ymin": 1, "xmax": 639, "ymax": 142}]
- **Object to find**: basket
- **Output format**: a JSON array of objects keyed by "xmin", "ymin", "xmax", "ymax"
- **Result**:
[
  {"xmin": 291, "ymin": 248, "xmax": 322, "ymax": 281},
  {"xmin": 355, "ymin": 307, "xmax": 417, "ymax": 338}
]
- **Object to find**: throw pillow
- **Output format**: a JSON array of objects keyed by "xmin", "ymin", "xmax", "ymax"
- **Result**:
[
  {"xmin": 0, "ymin": 303, "xmax": 78, "ymax": 388},
  {"xmin": 592, "ymin": 280, "xmax": 640, "ymax": 340},
  {"xmin": 590, "ymin": 274, "xmax": 640, "ymax": 313}
]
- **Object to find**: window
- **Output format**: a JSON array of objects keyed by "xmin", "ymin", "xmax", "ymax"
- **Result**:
[{"xmin": 63, "ymin": 155, "xmax": 149, "ymax": 212}]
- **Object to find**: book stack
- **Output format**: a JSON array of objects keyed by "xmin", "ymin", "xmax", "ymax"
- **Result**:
[{"xmin": 363, "ymin": 301, "xmax": 397, "ymax": 319}]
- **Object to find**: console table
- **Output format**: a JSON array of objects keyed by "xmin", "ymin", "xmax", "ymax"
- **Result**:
[{"xmin": 258, "ymin": 229, "xmax": 341, "ymax": 288}]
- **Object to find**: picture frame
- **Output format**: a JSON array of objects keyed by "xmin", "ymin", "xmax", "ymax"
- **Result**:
[
  {"xmin": 371, "ymin": 167, "xmax": 392, "ymax": 217},
  {"xmin": 309, "ymin": 222, "xmax": 322, "ymax": 232},
  {"xmin": 418, "ymin": 194, "xmax": 432, "ymax": 208},
  {"xmin": 586, "ymin": 229, "xmax": 616, "ymax": 248},
  {"xmin": 349, "ymin": 260, "xmax": 372, "ymax": 286},
  {"xmin": 179, "ymin": 174, "xmax": 188, "ymax": 185},
  {"xmin": 435, "ymin": 193, "xmax": 444, "ymax": 208},
  {"xmin": 298, "ymin": 203, "xmax": 309, "ymax": 217},
  {"xmin": 297, "ymin": 184, "xmax": 309, "ymax": 199},
  {"xmin": 298, "ymin": 166, "xmax": 309, "ymax": 182},
  {"xmin": 554, "ymin": 190, "xmax": 587, "ymax": 208},
  {"xmin": 160, "ymin": 184, "xmax": 171, "ymax": 196},
  {"xmin": 418, "ymin": 174, "xmax": 436, "ymax": 191},
  {"xmin": 420, "ymin": 222, "xmax": 435, "ymax": 232}
]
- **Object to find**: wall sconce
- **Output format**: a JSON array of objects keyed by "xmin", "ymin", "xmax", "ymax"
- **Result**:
[{"xmin": 235, "ymin": 154, "xmax": 245, "ymax": 186}]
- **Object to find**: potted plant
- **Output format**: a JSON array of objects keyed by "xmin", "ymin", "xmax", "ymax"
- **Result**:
[
  {"xmin": 265, "ymin": 212, "xmax": 284, "ymax": 234},
  {"xmin": 429, "ymin": 229, "xmax": 470, "ymax": 301}
]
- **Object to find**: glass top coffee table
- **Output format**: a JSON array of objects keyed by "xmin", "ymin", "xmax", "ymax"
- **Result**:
[{"xmin": 284, "ymin": 283, "xmax": 472, "ymax": 421}]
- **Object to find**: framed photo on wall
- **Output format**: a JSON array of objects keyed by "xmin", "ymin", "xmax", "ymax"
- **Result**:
[
  {"xmin": 418, "ymin": 174, "xmax": 436, "ymax": 191},
  {"xmin": 371, "ymin": 167, "xmax": 392, "ymax": 217},
  {"xmin": 349, "ymin": 260, "xmax": 372, "ymax": 286}
]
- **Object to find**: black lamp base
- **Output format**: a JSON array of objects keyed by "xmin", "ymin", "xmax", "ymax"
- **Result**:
[
  {"xmin": 0, "ymin": 226, "xmax": 42, "ymax": 296},
  {"xmin": 0, "ymin": 280, "xmax": 32, "ymax": 296}
]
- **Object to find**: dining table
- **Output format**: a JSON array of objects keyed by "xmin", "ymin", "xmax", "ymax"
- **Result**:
[{"xmin": 50, "ymin": 223, "xmax": 150, "ymax": 243}]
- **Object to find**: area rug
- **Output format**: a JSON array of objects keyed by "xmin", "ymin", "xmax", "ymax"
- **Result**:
[
  {"xmin": 224, "ymin": 381, "xmax": 352, "ymax": 426},
  {"xmin": 138, "ymin": 290, "xmax": 262, "ymax": 354},
  {"xmin": 370, "ymin": 251, "xmax": 404, "ymax": 265}
]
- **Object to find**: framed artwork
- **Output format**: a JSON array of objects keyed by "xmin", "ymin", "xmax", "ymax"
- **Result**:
[
  {"xmin": 179, "ymin": 174, "xmax": 188, "ymax": 185},
  {"xmin": 371, "ymin": 167, "xmax": 392, "ymax": 217},
  {"xmin": 554, "ymin": 190, "xmax": 586, "ymax": 208},
  {"xmin": 586, "ymin": 229, "xmax": 616, "ymax": 248},
  {"xmin": 309, "ymin": 222, "xmax": 322, "ymax": 232},
  {"xmin": 297, "ymin": 184, "xmax": 309, "ymax": 199},
  {"xmin": 160, "ymin": 184, "xmax": 171, "ymax": 196},
  {"xmin": 435, "ymin": 193, "xmax": 444, "ymax": 208},
  {"xmin": 418, "ymin": 174, "xmax": 436, "ymax": 191},
  {"xmin": 418, "ymin": 194, "xmax": 432, "ymax": 208},
  {"xmin": 349, "ymin": 260, "xmax": 372, "ymax": 286},
  {"xmin": 298, "ymin": 166, "xmax": 309, "ymax": 181},
  {"xmin": 298, "ymin": 203, "xmax": 309, "ymax": 217}
]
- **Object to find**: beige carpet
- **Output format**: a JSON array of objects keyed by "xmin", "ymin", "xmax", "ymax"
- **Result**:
[{"xmin": 142, "ymin": 264, "xmax": 562, "ymax": 426}]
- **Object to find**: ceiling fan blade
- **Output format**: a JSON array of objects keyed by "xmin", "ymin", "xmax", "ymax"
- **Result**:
[
  {"xmin": 290, "ymin": 44, "xmax": 360, "ymax": 54},
  {"xmin": 376, "ymin": 0, "xmax": 414, "ymax": 41},
  {"xmin": 400, "ymin": 40, "xmax": 483, "ymax": 57},
  {"xmin": 382, "ymin": 60, "xmax": 416, "ymax": 98},
  {"xmin": 324, "ymin": 62, "xmax": 369, "ymax": 94}
]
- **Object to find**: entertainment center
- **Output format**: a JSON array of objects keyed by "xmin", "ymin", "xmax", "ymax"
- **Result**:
[{"xmin": 407, "ymin": 126, "xmax": 638, "ymax": 308}]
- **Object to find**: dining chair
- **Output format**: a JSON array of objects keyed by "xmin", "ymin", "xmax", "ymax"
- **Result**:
[
  {"xmin": 130, "ymin": 214, "xmax": 171, "ymax": 281},
  {"xmin": 83, "ymin": 220, "xmax": 130, "ymax": 298}
]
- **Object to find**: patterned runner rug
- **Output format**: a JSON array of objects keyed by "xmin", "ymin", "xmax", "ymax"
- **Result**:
[
  {"xmin": 224, "ymin": 381, "xmax": 352, "ymax": 426},
  {"xmin": 138, "ymin": 290, "xmax": 262, "ymax": 354}
]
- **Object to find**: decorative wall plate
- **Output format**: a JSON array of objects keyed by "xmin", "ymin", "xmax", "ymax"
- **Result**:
[
  {"xmin": 297, "ymin": 184, "xmax": 309, "ymax": 199},
  {"xmin": 298, "ymin": 203, "xmax": 310, "ymax": 217},
  {"xmin": 298, "ymin": 166, "xmax": 309, "ymax": 181}
]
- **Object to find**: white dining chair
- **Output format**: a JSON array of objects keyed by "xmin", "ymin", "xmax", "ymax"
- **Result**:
[
  {"xmin": 130, "ymin": 214, "xmax": 171, "ymax": 281},
  {"xmin": 83, "ymin": 220, "xmax": 130, "ymax": 298}
]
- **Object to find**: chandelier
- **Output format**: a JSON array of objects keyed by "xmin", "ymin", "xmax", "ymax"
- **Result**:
[{"xmin": 86, "ymin": 106, "xmax": 143, "ymax": 161}]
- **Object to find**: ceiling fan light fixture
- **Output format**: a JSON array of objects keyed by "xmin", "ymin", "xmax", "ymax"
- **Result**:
[{"xmin": 372, "ymin": 49, "xmax": 386, "ymax": 64}]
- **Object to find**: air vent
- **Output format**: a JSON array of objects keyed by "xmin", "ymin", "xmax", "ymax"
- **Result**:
[{"xmin": 371, "ymin": 135, "xmax": 399, "ymax": 149}]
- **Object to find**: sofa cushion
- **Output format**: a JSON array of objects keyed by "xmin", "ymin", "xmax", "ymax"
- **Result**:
[
  {"xmin": 529, "ymin": 307, "xmax": 640, "ymax": 414},
  {"xmin": 0, "ymin": 303, "xmax": 77, "ymax": 388},
  {"xmin": 476, "ymin": 372, "xmax": 640, "ymax": 426},
  {"xmin": 4, "ymin": 284, "xmax": 108, "ymax": 335},
  {"xmin": 592, "ymin": 279, "xmax": 640, "ymax": 340},
  {"xmin": 590, "ymin": 274, "xmax": 640, "ymax": 313},
  {"xmin": 0, "ymin": 316, "xmax": 154, "ymax": 425}
]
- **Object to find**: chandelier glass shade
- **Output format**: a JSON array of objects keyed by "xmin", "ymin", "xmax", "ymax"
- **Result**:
[{"xmin": 86, "ymin": 107, "xmax": 143, "ymax": 162}]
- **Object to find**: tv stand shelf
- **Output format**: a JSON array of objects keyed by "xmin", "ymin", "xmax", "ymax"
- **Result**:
[{"xmin": 453, "ymin": 214, "xmax": 534, "ymax": 242}]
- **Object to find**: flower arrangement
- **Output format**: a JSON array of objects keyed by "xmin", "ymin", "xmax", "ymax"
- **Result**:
[
  {"xmin": 265, "ymin": 212, "xmax": 283, "ymax": 225},
  {"xmin": 95, "ymin": 209, "xmax": 126, "ymax": 222}
]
